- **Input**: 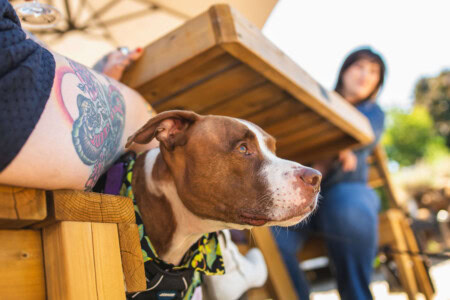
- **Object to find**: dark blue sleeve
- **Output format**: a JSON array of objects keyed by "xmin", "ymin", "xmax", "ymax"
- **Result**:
[
  {"xmin": 321, "ymin": 101, "xmax": 385, "ymax": 189},
  {"xmin": 0, "ymin": 0, "xmax": 55, "ymax": 171},
  {"xmin": 354, "ymin": 102, "xmax": 385, "ymax": 156}
]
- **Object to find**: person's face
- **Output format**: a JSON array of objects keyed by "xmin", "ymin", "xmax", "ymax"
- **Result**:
[{"xmin": 341, "ymin": 58, "xmax": 381, "ymax": 104}]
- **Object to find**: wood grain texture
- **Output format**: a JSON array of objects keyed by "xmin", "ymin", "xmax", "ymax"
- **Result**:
[
  {"xmin": 120, "ymin": 3, "xmax": 374, "ymax": 164},
  {"xmin": 0, "ymin": 230, "xmax": 46, "ymax": 300},
  {"xmin": 121, "ymin": 10, "xmax": 217, "ymax": 88},
  {"xmin": 0, "ymin": 185, "xmax": 46, "ymax": 228},
  {"xmin": 263, "ymin": 110, "xmax": 323, "ymax": 139},
  {"xmin": 43, "ymin": 221, "xmax": 127, "ymax": 300},
  {"xmin": 276, "ymin": 121, "xmax": 334, "ymax": 149},
  {"xmin": 43, "ymin": 221, "xmax": 98, "ymax": 300},
  {"xmin": 137, "ymin": 49, "xmax": 237, "ymax": 104},
  {"xmin": 244, "ymin": 97, "xmax": 308, "ymax": 131},
  {"xmin": 118, "ymin": 223, "xmax": 146, "ymax": 292},
  {"xmin": 92, "ymin": 223, "xmax": 126, "ymax": 300},
  {"xmin": 287, "ymin": 135, "xmax": 355, "ymax": 164},
  {"xmin": 212, "ymin": 4, "xmax": 374, "ymax": 145},
  {"xmin": 277, "ymin": 129, "xmax": 344, "ymax": 158},
  {"xmin": 199, "ymin": 81, "xmax": 286, "ymax": 117},
  {"xmin": 153, "ymin": 63, "xmax": 266, "ymax": 112},
  {"xmin": 34, "ymin": 190, "xmax": 135, "ymax": 228}
]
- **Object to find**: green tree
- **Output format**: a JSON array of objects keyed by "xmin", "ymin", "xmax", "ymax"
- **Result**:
[
  {"xmin": 382, "ymin": 106, "xmax": 446, "ymax": 166},
  {"xmin": 414, "ymin": 70, "xmax": 450, "ymax": 147}
]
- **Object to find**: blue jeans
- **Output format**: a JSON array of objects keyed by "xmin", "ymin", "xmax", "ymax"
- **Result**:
[{"xmin": 272, "ymin": 182, "xmax": 381, "ymax": 300}]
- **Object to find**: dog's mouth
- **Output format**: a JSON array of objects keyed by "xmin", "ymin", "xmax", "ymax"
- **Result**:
[
  {"xmin": 270, "ymin": 198, "xmax": 318, "ymax": 226},
  {"xmin": 239, "ymin": 212, "xmax": 270, "ymax": 226}
]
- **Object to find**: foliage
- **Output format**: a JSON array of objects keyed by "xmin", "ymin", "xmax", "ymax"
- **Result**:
[
  {"xmin": 382, "ymin": 106, "xmax": 448, "ymax": 166},
  {"xmin": 414, "ymin": 70, "xmax": 450, "ymax": 147}
]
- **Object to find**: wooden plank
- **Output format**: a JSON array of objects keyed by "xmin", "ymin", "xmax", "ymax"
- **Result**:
[
  {"xmin": 136, "ymin": 50, "xmax": 239, "ymax": 104},
  {"xmin": 121, "ymin": 10, "xmax": 218, "ymax": 89},
  {"xmin": 264, "ymin": 110, "xmax": 323, "ymax": 138},
  {"xmin": 0, "ymin": 229, "xmax": 46, "ymax": 300},
  {"xmin": 276, "ymin": 121, "xmax": 334, "ymax": 149},
  {"xmin": 251, "ymin": 227, "xmax": 298, "ymax": 300},
  {"xmin": 372, "ymin": 146, "xmax": 402, "ymax": 209},
  {"xmin": 120, "ymin": 3, "xmax": 375, "ymax": 163},
  {"xmin": 199, "ymin": 81, "xmax": 286, "ymax": 118},
  {"xmin": 368, "ymin": 178, "xmax": 385, "ymax": 189},
  {"xmin": 210, "ymin": 4, "xmax": 374, "ymax": 146},
  {"xmin": 379, "ymin": 210, "xmax": 418, "ymax": 300},
  {"xmin": 118, "ymin": 223, "xmax": 146, "ymax": 293},
  {"xmin": 400, "ymin": 217, "xmax": 434, "ymax": 300},
  {"xmin": 278, "ymin": 129, "xmax": 344, "ymax": 159},
  {"xmin": 0, "ymin": 185, "xmax": 46, "ymax": 229},
  {"xmin": 33, "ymin": 190, "xmax": 135, "ymax": 228},
  {"xmin": 288, "ymin": 136, "xmax": 355, "ymax": 164},
  {"xmin": 247, "ymin": 287, "xmax": 272, "ymax": 300},
  {"xmin": 91, "ymin": 223, "xmax": 126, "ymax": 300},
  {"xmin": 152, "ymin": 63, "xmax": 266, "ymax": 112},
  {"xmin": 368, "ymin": 165, "xmax": 384, "ymax": 188},
  {"xmin": 244, "ymin": 97, "xmax": 308, "ymax": 130},
  {"xmin": 43, "ymin": 221, "xmax": 98, "ymax": 300}
]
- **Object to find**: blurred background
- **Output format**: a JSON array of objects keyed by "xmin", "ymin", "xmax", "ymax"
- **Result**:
[
  {"xmin": 15, "ymin": 0, "xmax": 449, "ymax": 298},
  {"xmin": 263, "ymin": 3, "xmax": 450, "ymax": 299}
]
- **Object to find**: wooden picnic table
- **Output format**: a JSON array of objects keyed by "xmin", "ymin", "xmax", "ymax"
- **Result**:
[{"xmin": 122, "ymin": 4, "xmax": 374, "ymax": 164}]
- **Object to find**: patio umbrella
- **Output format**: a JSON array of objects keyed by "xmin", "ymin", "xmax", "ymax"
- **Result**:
[{"xmin": 11, "ymin": 0, "xmax": 278, "ymax": 66}]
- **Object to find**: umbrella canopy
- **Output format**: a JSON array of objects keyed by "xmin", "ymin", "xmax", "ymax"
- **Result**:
[{"xmin": 12, "ymin": 0, "xmax": 278, "ymax": 66}]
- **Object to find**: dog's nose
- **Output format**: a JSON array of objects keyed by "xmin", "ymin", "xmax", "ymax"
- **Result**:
[{"xmin": 298, "ymin": 168, "xmax": 322, "ymax": 189}]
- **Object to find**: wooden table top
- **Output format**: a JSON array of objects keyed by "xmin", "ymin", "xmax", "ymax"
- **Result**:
[{"xmin": 124, "ymin": 4, "xmax": 373, "ymax": 164}]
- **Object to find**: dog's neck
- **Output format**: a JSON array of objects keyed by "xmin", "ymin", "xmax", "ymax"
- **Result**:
[{"xmin": 132, "ymin": 149, "xmax": 223, "ymax": 265}]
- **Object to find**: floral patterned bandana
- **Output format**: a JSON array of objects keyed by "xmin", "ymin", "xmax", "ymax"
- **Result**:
[{"xmin": 118, "ymin": 153, "xmax": 224, "ymax": 300}]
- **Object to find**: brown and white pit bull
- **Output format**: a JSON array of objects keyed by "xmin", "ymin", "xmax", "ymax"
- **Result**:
[{"xmin": 125, "ymin": 110, "xmax": 322, "ymax": 267}]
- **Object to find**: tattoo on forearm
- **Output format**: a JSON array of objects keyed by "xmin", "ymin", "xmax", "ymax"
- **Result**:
[{"xmin": 55, "ymin": 59, "xmax": 125, "ymax": 190}]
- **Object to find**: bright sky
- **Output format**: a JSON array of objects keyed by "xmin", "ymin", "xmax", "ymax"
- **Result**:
[{"xmin": 262, "ymin": 0, "xmax": 450, "ymax": 110}]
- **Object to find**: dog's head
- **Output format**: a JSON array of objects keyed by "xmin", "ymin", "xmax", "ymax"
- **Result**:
[{"xmin": 126, "ymin": 110, "xmax": 321, "ymax": 228}]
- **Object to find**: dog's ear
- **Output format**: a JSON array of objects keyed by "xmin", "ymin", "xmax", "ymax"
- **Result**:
[{"xmin": 126, "ymin": 110, "xmax": 200, "ymax": 151}]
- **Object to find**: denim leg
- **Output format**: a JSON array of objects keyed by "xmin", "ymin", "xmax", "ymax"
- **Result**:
[
  {"xmin": 316, "ymin": 182, "xmax": 380, "ymax": 300},
  {"xmin": 271, "ymin": 223, "xmax": 312, "ymax": 300}
]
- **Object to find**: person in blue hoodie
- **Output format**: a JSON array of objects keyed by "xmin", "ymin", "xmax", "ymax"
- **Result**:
[{"xmin": 273, "ymin": 47, "xmax": 387, "ymax": 300}]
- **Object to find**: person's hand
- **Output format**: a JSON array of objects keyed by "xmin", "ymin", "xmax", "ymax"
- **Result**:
[
  {"xmin": 338, "ymin": 149, "xmax": 357, "ymax": 172},
  {"xmin": 102, "ymin": 47, "xmax": 143, "ymax": 81}
]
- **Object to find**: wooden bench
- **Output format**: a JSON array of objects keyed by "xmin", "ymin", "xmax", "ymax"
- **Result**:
[{"xmin": 0, "ymin": 187, "xmax": 146, "ymax": 299}]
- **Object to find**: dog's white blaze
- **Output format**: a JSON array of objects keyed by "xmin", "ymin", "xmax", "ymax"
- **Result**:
[
  {"xmin": 237, "ymin": 120, "xmax": 310, "ymax": 220},
  {"xmin": 144, "ymin": 148, "xmax": 163, "ymax": 197}
]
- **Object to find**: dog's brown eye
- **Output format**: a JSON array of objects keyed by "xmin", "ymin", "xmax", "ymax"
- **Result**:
[{"xmin": 238, "ymin": 144, "xmax": 248, "ymax": 154}]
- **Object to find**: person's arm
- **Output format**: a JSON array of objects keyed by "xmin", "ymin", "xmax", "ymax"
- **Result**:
[{"xmin": 0, "ymin": 51, "xmax": 158, "ymax": 190}]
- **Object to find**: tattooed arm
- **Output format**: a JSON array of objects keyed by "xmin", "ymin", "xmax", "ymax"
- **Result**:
[{"xmin": 0, "ymin": 52, "xmax": 158, "ymax": 190}]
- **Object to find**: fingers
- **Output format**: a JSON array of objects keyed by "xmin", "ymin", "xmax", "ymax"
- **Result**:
[
  {"xmin": 127, "ymin": 47, "xmax": 143, "ymax": 61},
  {"xmin": 102, "ymin": 47, "xmax": 143, "ymax": 80},
  {"xmin": 338, "ymin": 149, "xmax": 357, "ymax": 172}
]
